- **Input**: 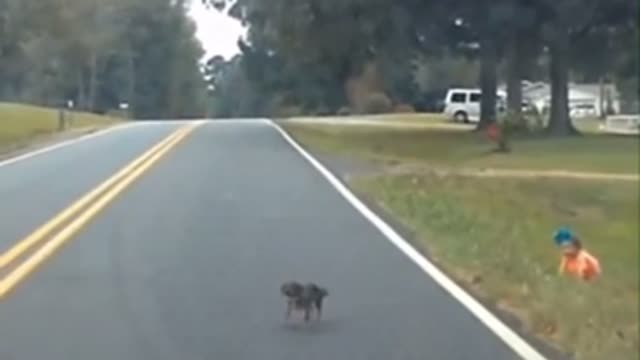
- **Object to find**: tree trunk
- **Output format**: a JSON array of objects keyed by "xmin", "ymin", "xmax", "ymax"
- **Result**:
[
  {"xmin": 478, "ymin": 26, "xmax": 498, "ymax": 130},
  {"xmin": 546, "ymin": 25, "xmax": 578, "ymax": 136},
  {"xmin": 344, "ymin": 60, "xmax": 384, "ymax": 113},
  {"xmin": 76, "ymin": 70, "xmax": 87, "ymax": 110},
  {"xmin": 506, "ymin": 32, "xmax": 523, "ymax": 122},
  {"xmin": 126, "ymin": 51, "xmax": 135, "ymax": 117},
  {"xmin": 598, "ymin": 76, "xmax": 605, "ymax": 119},
  {"xmin": 88, "ymin": 52, "xmax": 98, "ymax": 112}
]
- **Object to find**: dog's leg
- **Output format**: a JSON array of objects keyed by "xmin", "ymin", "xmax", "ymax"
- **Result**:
[
  {"xmin": 314, "ymin": 298, "xmax": 323, "ymax": 320},
  {"xmin": 285, "ymin": 300, "xmax": 293, "ymax": 320},
  {"xmin": 303, "ymin": 306, "xmax": 311, "ymax": 322}
]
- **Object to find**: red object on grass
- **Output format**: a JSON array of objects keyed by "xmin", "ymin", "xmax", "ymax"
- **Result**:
[{"xmin": 486, "ymin": 123, "xmax": 501, "ymax": 142}]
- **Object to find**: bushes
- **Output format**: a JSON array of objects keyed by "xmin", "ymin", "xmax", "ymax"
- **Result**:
[
  {"xmin": 394, "ymin": 103, "xmax": 416, "ymax": 113},
  {"xmin": 337, "ymin": 106, "xmax": 352, "ymax": 116},
  {"xmin": 268, "ymin": 91, "xmax": 403, "ymax": 117},
  {"xmin": 273, "ymin": 105, "xmax": 304, "ymax": 118},
  {"xmin": 362, "ymin": 92, "xmax": 392, "ymax": 114}
]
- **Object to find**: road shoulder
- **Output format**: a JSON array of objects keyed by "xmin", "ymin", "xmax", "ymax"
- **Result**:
[{"xmin": 0, "ymin": 125, "xmax": 115, "ymax": 164}]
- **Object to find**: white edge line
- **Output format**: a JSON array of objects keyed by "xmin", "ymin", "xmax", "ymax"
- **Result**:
[
  {"xmin": 0, "ymin": 122, "xmax": 140, "ymax": 169},
  {"xmin": 265, "ymin": 118, "xmax": 548, "ymax": 360}
]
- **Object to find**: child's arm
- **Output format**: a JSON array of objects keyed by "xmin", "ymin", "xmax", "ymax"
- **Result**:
[
  {"xmin": 558, "ymin": 257, "xmax": 566, "ymax": 275},
  {"xmin": 584, "ymin": 251, "xmax": 602, "ymax": 280}
]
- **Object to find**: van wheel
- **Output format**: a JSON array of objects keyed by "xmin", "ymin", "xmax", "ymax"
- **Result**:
[{"xmin": 454, "ymin": 111, "xmax": 468, "ymax": 123}]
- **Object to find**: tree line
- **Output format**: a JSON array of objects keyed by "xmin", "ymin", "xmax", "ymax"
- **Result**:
[
  {"xmin": 0, "ymin": 0, "xmax": 208, "ymax": 119},
  {"xmin": 205, "ymin": 0, "xmax": 638, "ymax": 135}
]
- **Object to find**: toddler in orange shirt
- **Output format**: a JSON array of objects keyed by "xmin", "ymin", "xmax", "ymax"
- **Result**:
[{"xmin": 554, "ymin": 227, "xmax": 601, "ymax": 281}]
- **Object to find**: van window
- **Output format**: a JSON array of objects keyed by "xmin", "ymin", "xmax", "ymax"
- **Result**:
[
  {"xmin": 470, "ymin": 93, "xmax": 481, "ymax": 102},
  {"xmin": 451, "ymin": 93, "xmax": 466, "ymax": 103}
]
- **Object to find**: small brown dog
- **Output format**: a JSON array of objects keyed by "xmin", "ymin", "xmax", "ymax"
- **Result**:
[{"xmin": 280, "ymin": 282, "xmax": 329, "ymax": 322}]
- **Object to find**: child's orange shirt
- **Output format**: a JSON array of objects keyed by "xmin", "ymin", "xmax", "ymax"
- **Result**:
[{"xmin": 560, "ymin": 249, "xmax": 601, "ymax": 280}]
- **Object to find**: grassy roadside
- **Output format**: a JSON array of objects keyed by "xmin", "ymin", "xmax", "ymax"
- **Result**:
[
  {"xmin": 287, "ymin": 112, "xmax": 448, "ymax": 124},
  {"xmin": 283, "ymin": 123, "xmax": 639, "ymax": 174},
  {"xmin": 0, "ymin": 102, "xmax": 121, "ymax": 152},
  {"xmin": 354, "ymin": 175, "xmax": 638, "ymax": 360},
  {"xmin": 282, "ymin": 120, "xmax": 639, "ymax": 360}
]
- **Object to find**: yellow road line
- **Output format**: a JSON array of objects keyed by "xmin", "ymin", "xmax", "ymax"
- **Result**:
[
  {"xmin": 0, "ymin": 125, "xmax": 192, "ymax": 269},
  {"xmin": 0, "ymin": 123, "xmax": 200, "ymax": 299}
]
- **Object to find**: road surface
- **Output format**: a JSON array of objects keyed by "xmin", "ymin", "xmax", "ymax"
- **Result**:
[{"xmin": 0, "ymin": 120, "xmax": 532, "ymax": 360}]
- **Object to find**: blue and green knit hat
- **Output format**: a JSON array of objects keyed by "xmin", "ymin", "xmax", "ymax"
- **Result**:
[{"xmin": 553, "ymin": 227, "xmax": 576, "ymax": 246}]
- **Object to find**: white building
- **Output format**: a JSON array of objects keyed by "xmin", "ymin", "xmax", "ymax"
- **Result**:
[{"xmin": 499, "ymin": 81, "xmax": 621, "ymax": 118}]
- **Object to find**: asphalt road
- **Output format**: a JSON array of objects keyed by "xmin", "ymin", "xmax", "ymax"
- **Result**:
[{"xmin": 0, "ymin": 120, "xmax": 525, "ymax": 360}]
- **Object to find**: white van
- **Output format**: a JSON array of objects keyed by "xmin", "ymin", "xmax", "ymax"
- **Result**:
[{"xmin": 443, "ymin": 88, "xmax": 506, "ymax": 123}]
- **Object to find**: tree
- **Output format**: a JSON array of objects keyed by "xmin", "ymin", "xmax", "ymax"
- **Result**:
[
  {"xmin": 569, "ymin": 0, "xmax": 638, "ymax": 114},
  {"xmin": 0, "ymin": 0, "xmax": 208, "ymax": 118},
  {"xmin": 503, "ymin": 1, "xmax": 543, "ymax": 125},
  {"xmin": 412, "ymin": 0, "xmax": 516, "ymax": 129},
  {"xmin": 205, "ymin": 53, "xmax": 265, "ymax": 117},
  {"xmin": 534, "ymin": 0, "xmax": 636, "ymax": 135},
  {"xmin": 208, "ymin": 0, "xmax": 423, "ymax": 112},
  {"xmin": 204, "ymin": 0, "xmax": 637, "ymax": 127}
]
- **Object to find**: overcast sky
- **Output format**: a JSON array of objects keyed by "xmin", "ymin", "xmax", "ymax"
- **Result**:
[{"xmin": 187, "ymin": 1, "xmax": 245, "ymax": 61}]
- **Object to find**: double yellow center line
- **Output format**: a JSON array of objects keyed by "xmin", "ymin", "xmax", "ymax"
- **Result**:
[{"xmin": 0, "ymin": 122, "xmax": 201, "ymax": 300}]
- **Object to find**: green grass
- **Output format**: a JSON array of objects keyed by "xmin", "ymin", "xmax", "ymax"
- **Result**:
[
  {"xmin": 0, "ymin": 102, "xmax": 121, "ymax": 149},
  {"xmin": 353, "ymin": 174, "xmax": 638, "ymax": 360},
  {"xmin": 283, "ymin": 123, "xmax": 639, "ymax": 174},
  {"xmin": 290, "ymin": 112, "xmax": 447, "ymax": 122}
]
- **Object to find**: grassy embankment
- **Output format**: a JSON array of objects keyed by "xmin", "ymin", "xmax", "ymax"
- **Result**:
[{"xmin": 0, "ymin": 102, "xmax": 121, "ymax": 154}]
